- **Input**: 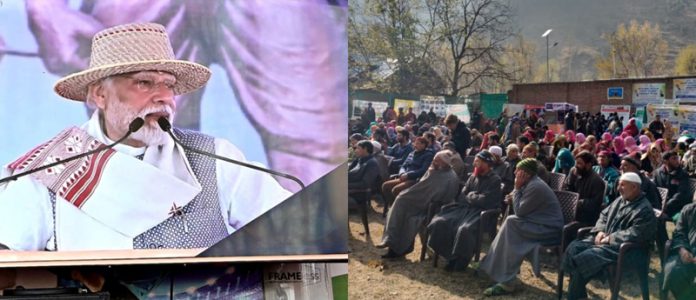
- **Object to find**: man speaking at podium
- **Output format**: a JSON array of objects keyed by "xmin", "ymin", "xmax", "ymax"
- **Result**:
[{"xmin": 0, "ymin": 23, "xmax": 291, "ymax": 251}]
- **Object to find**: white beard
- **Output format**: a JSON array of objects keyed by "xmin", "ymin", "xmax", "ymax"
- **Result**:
[{"xmin": 104, "ymin": 99, "xmax": 174, "ymax": 146}]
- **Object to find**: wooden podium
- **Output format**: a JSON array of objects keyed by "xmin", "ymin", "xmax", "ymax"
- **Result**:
[{"xmin": 0, "ymin": 249, "xmax": 347, "ymax": 267}]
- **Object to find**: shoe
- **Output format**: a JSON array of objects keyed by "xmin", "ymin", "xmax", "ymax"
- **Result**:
[
  {"xmin": 444, "ymin": 259, "xmax": 467, "ymax": 272},
  {"xmin": 483, "ymin": 283, "xmax": 514, "ymax": 296},
  {"xmin": 381, "ymin": 249, "xmax": 404, "ymax": 259},
  {"xmin": 375, "ymin": 241, "xmax": 388, "ymax": 249},
  {"xmin": 444, "ymin": 260, "xmax": 456, "ymax": 272}
]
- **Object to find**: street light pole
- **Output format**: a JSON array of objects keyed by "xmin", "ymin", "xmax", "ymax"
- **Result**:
[
  {"xmin": 542, "ymin": 29, "xmax": 553, "ymax": 82},
  {"xmin": 612, "ymin": 48, "xmax": 616, "ymax": 78},
  {"xmin": 546, "ymin": 35, "xmax": 549, "ymax": 82}
]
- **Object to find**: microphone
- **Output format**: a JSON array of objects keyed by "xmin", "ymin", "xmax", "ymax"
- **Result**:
[
  {"xmin": 0, "ymin": 118, "xmax": 145, "ymax": 185},
  {"xmin": 157, "ymin": 117, "xmax": 306, "ymax": 190}
]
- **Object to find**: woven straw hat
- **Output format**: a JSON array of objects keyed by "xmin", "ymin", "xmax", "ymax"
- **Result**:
[{"xmin": 54, "ymin": 23, "xmax": 211, "ymax": 101}]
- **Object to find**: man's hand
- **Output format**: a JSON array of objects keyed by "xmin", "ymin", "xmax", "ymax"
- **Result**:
[
  {"xmin": 503, "ymin": 193, "xmax": 513, "ymax": 205},
  {"xmin": 679, "ymin": 247, "xmax": 694, "ymax": 264},
  {"xmin": 399, "ymin": 174, "xmax": 408, "ymax": 182},
  {"xmin": 514, "ymin": 172, "xmax": 530, "ymax": 189},
  {"xmin": 594, "ymin": 232, "xmax": 607, "ymax": 245}
]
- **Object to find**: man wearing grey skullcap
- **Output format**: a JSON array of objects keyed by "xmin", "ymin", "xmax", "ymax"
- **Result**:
[
  {"xmin": 562, "ymin": 172, "xmax": 657, "ymax": 300},
  {"xmin": 478, "ymin": 158, "xmax": 563, "ymax": 296},
  {"xmin": 426, "ymin": 150, "xmax": 502, "ymax": 271},
  {"xmin": 378, "ymin": 151, "xmax": 459, "ymax": 259}
]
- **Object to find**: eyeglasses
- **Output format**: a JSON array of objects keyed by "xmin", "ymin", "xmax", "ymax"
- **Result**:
[{"xmin": 120, "ymin": 74, "xmax": 176, "ymax": 94}]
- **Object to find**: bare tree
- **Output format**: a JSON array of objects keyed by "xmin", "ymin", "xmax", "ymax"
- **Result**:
[
  {"xmin": 428, "ymin": 0, "xmax": 515, "ymax": 96},
  {"xmin": 674, "ymin": 44, "xmax": 696, "ymax": 75},
  {"xmin": 349, "ymin": 0, "xmax": 443, "ymax": 94},
  {"xmin": 595, "ymin": 20, "xmax": 669, "ymax": 79}
]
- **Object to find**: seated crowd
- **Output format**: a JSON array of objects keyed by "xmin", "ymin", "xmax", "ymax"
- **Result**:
[{"xmin": 348, "ymin": 108, "xmax": 696, "ymax": 298}]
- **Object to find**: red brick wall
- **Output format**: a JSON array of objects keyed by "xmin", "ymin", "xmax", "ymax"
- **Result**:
[{"xmin": 508, "ymin": 77, "xmax": 688, "ymax": 114}]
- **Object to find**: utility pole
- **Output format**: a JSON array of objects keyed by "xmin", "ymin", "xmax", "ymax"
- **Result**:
[{"xmin": 542, "ymin": 29, "xmax": 553, "ymax": 82}]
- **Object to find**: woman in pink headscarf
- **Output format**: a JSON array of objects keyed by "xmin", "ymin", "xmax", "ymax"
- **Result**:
[
  {"xmin": 622, "ymin": 118, "xmax": 639, "ymax": 137},
  {"xmin": 655, "ymin": 138, "xmax": 670, "ymax": 152},
  {"xmin": 624, "ymin": 136, "xmax": 638, "ymax": 153},
  {"xmin": 638, "ymin": 135, "xmax": 651, "ymax": 153},
  {"xmin": 612, "ymin": 137, "xmax": 626, "ymax": 157},
  {"xmin": 565, "ymin": 130, "xmax": 576, "ymax": 144},
  {"xmin": 599, "ymin": 132, "xmax": 613, "ymax": 151},
  {"xmin": 542, "ymin": 129, "xmax": 555, "ymax": 146},
  {"xmin": 574, "ymin": 132, "xmax": 586, "ymax": 151}
]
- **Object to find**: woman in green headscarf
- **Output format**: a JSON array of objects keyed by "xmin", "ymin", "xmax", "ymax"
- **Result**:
[{"xmin": 553, "ymin": 148, "xmax": 575, "ymax": 175}]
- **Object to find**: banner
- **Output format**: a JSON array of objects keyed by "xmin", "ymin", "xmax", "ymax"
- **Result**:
[
  {"xmin": 501, "ymin": 104, "xmax": 545, "ymax": 118},
  {"xmin": 351, "ymin": 100, "xmax": 388, "ymax": 119},
  {"xmin": 446, "ymin": 104, "xmax": 471, "ymax": 123},
  {"xmin": 394, "ymin": 99, "xmax": 419, "ymax": 114},
  {"xmin": 673, "ymin": 78, "xmax": 696, "ymax": 102},
  {"xmin": 632, "ymin": 83, "xmax": 666, "ymax": 105},
  {"xmin": 419, "ymin": 95, "xmax": 447, "ymax": 117},
  {"xmin": 635, "ymin": 106, "xmax": 646, "ymax": 129},
  {"xmin": 544, "ymin": 102, "xmax": 578, "ymax": 112},
  {"xmin": 676, "ymin": 106, "xmax": 696, "ymax": 136},
  {"xmin": 646, "ymin": 104, "xmax": 680, "ymax": 138},
  {"xmin": 600, "ymin": 105, "xmax": 631, "ymax": 128}
]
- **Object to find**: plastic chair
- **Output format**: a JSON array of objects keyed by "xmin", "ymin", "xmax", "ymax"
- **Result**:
[
  {"xmin": 548, "ymin": 172, "xmax": 566, "ymax": 191},
  {"xmin": 348, "ymin": 188, "xmax": 372, "ymax": 236},
  {"xmin": 659, "ymin": 239, "xmax": 672, "ymax": 300},
  {"xmin": 557, "ymin": 227, "xmax": 651, "ymax": 300},
  {"xmin": 419, "ymin": 200, "xmax": 445, "ymax": 262},
  {"xmin": 530, "ymin": 191, "xmax": 580, "ymax": 279},
  {"xmin": 431, "ymin": 207, "xmax": 501, "ymax": 267}
]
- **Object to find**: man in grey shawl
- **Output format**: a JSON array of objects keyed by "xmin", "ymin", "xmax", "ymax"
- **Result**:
[
  {"xmin": 426, "ymin": 150, "xmax": 502, "ymax": 271},
  {"xmin": 561, "ymin": 172, "xmax": 657, "ymax": 300},
  {"xmin": 377, "ymin": 150, "xmax": 460, "ymax": 259},
  {"xmin": 478, "ymin": 158, "xmax": 564, "ymax": 296}
]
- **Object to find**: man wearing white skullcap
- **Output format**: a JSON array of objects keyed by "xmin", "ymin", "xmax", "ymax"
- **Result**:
[
  {"xmin": 488, "ymin": 146, "xmax": 503, "ymax": 158},
  {"xmin": 561, "ymin": 168, "xmax": 657, "ymax": 300},
  {"xmin": 371, "ymin": 140, "xmax": 383, "ymax": 155},
  {"xmin": 489, "ymin": 145, "xmax": 513, "ymax": 195}
]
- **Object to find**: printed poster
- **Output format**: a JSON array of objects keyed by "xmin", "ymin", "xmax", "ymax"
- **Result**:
[
  {"xmin": 446, "ymin": 104, "xmax": 471, "ymax": 123},
  {"xmin": 646, "ymin": 104, "xmax": 680, "ymax": 138},
  {"xmin": 600, "ymin": 105, "xmax": 631, "ymax": 128},
  {"xmin": 394, "ymin": 99, "xmax": 419, "ymax": 114},
  {"xmin": 351, "ymin": 100, "xmax": 388, "ymax": 119},
  {"xmin": 673, "ymin": 78, "xmax": 696, "ymax": 102},
  {"xmin": 419, "ymin": 95, "xmax": 447, "ymax": 117},
  {"xmin": 676, "ymin": 105, "xmax": 696, "ymax": 136},
  {"xmin": 632, "ymin": 83, "xmax": 666, "ymax": 105}
]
